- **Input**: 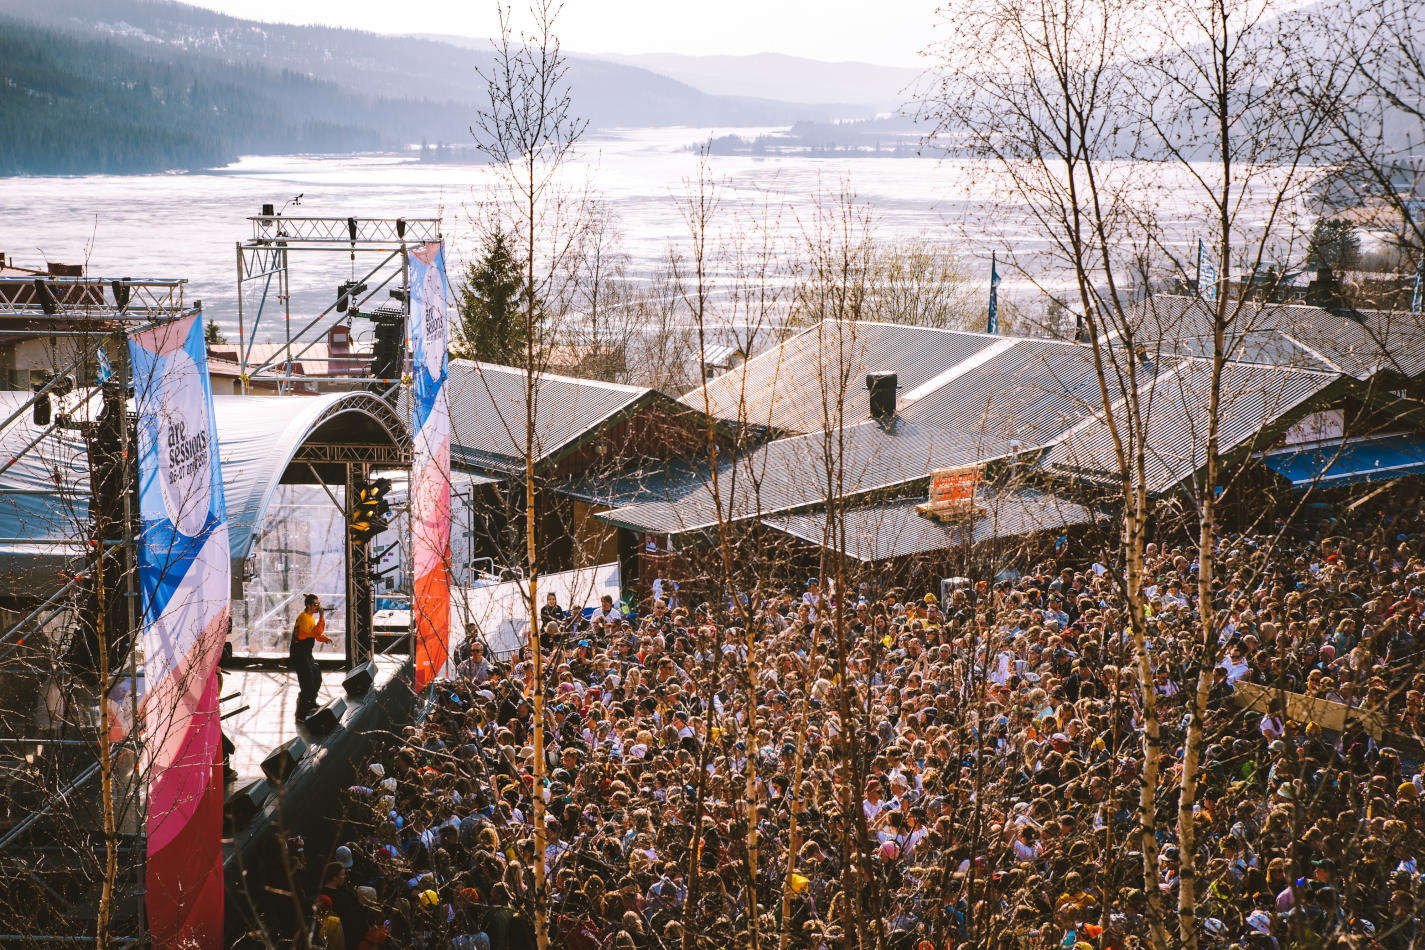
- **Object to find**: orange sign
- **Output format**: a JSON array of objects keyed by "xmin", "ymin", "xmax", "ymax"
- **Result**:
[{"xmin": 929, "ymin": 467, "xmax": 979, "ymax": 506}]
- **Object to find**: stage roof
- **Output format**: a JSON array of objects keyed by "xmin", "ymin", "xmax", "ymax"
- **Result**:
[{"xmin": 0, "ymin": 390, "xmax": 407, "ymax": 587}]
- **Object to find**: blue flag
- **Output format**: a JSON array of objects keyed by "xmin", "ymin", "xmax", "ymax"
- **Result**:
[
  {"xmin": 1197, "ymin": 238, "xmax": 1219, "ymax": 303},
  {"xmin": 96, "ymin": 347, "xmax": 113, "ymax": 384},
  {"xmin": 1412, "ymin": 261, "xmax": 1423, "ymax": 313},
  {"xmin": 987, "ymin": 252, "xmax": 1000, "ymax": 334}
]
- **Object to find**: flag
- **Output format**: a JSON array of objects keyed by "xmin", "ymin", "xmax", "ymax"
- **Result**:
[
  {"xmin": 408, "ymin": 243, "xmax": 451, "ymax": 690},
  {"xmin": 127, "ymin": 310, "xmax": 229, "ymax": 950},
  {"xmin": 1197, "ymin": 238, "xmax": 1219, "ymax": 303},
  {"xmin": 987, "ymin": 252, "xmax": 1001, "ymax": 334},
  {"xmin": 1412, "ymin": 260, "xmax": 1423, "ymax": 313},
  {"xmin": 96, "ymin": 347, "xmax": 113, "ymax": 384}
]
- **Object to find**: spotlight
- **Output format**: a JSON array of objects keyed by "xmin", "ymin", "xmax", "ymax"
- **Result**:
[
  {"xmin": 32, "ymin": 279, "xmax": 58, "ymax": 315},
  {"xmin": 110, "ymin": 279, "xmax": 131, "ymax": 311}
]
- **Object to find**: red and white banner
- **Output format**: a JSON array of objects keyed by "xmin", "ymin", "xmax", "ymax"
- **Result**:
[
  {"xmin": 129, "ymin": 310, "xmax": 229, "ymax": 949},
  {"xmin": 408, "ymin": 243, "xmax": 451, "ymax": 690}
]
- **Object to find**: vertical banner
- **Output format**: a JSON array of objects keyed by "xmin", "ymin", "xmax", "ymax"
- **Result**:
[
  {"xmin": 987, "ymin": 252, "xmax": 1000, "ymax": 334},
  {"xmin": 1197, "ymin": 238, "xmax": 1219, "ymax": 303},
  {"xmin": 408, "ymin": 242, "xmax": 452, "ymax": 690},
  {"xmin": 128, "ymin": 311, "xmax": 230, "ymax": 950}
]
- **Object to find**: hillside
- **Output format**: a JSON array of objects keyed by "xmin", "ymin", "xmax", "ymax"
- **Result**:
[
  {"xmin": 0, "ymin": 0, "xmax": 833, "ymax": 176},
  {"xmin": 595, "ymin": 51, "xmax": 923, "ymax": 113}
]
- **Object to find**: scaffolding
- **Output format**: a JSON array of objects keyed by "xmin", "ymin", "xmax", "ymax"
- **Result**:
[
  {"xmin": 235, "ymin": 212, "xmax": 441, "ymax": 394},
  {"xmin": 0, "ymin": 281, "xmax": 189, "ymax": 948},
  {"xmin": 233, "ymin": 208, "xmax": 432, "ymax": 669}
]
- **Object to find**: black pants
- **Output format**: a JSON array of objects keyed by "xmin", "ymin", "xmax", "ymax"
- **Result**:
[{"xmin": 289, "ymin": 640, "xmax": 320, "ymax": 714}]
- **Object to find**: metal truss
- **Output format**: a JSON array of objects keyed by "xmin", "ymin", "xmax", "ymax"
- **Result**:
[
  {"xmin": 292, "ymin": 442, "xmax": 410, "ymax": 466},
  {"xmin": 248, "ymin": 215, "xmax": 441, "ymax": 246},
  {"xmin": 236, "ymin": 212, "xmax": 439, "ymax": 395},
  {"xmin": 0, "ymin": 277, "xmax": 188, "ymax": 319}
]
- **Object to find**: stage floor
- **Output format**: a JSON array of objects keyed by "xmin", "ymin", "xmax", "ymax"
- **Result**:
[{"xmin": 220, "ymin": 657, "xmax": 404, "ymax": 786}]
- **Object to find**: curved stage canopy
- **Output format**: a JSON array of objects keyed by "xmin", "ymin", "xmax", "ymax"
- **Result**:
[{"xmin": 0, "ymin": 390, "xmax": 407, "ymax": 597}]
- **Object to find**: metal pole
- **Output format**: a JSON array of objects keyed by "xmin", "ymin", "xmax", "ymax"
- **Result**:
[
  {"xmin": 401, "ymin": 245, "xmax": 416, "ymax": 666},
  {"xmin": 236, "ymin": 242, "xmax": 248, "ymax": 396},
  {"xmin": 119, "ymin": 339, "xmax": 145, "ymax": 949},
  {"xmin": 281, "ymin": 240, "xmax": 293, "ymax": 396},
  {"xmin": 243, "ymin": 248, "xmax": 402, "ymax": 380}
]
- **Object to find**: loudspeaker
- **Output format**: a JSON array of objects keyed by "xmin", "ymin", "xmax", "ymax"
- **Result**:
[
  {"xmin": 302, "ymin": 697, "xmax": 346, "ymax": 737},
  {"xmin": 344, "ymin": 660, "xmax": 378, "ymax": 699},
  {"xmin": 261, "ymin": 736, "xmax": 308, "ymax": 786},
  {"xmin": 226, "ymin": 778, "xmax": 271, "ymax": 828}
]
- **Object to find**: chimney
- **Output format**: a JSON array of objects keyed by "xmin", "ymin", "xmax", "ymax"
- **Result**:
[{"xmin": 867, "ymin": 372, "xmax": 898, "ymax": 422}]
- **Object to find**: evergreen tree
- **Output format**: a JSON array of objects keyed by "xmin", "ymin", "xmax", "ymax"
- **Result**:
[
  {"xmin": 452, "ymin": 230, "xmax": 534, "ymax": 366},
  {"xmin": 204, "ymin": 318, "xmax": 227, "ymax": 345}
]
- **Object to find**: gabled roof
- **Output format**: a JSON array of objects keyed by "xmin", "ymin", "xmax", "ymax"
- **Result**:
[
  {"xmin": 1042, "ymin": 358, "xmax": 1340, "ymax": 495},
  {"xmin": 448, "ymin": 361, "xmax": 658, "ymax": 474},
  {"xmin": 680, "ymin": 320, "xmax": 1013, "ymax": 434},
  {"xmin": 1138, "ymin": 295, "xmax": 1425, "ymax": 381},
  {"xmin": 598, "ymin": 414, "xmax": 1024, "ymax": 536},
  {"xmin": 762, "ymin": 490, "xmax": 1097, "ymax": 562}
]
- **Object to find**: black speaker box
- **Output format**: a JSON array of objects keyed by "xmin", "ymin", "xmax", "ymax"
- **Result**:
[
  {"xmin": 344, "ymin": 660, "xmax": 378, "ymax": 699},
  {"xmin": 261, "ymin": 736, "xmax": 308, "ymax": 785},
  {"xmin": 225, "ymin": 778, "xmax": 270, "ymax": 827},
  {"xmin": 302, "ymin": 697, "xmax": 346, "ymax": 737}
]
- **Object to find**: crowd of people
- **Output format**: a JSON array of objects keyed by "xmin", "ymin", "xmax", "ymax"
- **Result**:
[{"xmin": 307, "ymin": 489, "xmax": 1425, "ymax": 950}]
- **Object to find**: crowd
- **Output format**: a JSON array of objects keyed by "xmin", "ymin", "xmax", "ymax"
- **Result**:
[{"xmin": 308, "ymin": 488, "xmax": 1425, "ymax": 950}]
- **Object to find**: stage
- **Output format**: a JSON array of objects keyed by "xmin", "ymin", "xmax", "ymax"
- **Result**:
[
  {"xmin": 221, "ymin": 655, "xmax": 414, "ymax": 943},
  {"xmin": 221, "ymin": 659, "xmax": 394, "ymax": 786}
]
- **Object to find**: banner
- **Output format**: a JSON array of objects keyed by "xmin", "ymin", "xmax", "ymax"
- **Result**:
[
  {"xmin": 1197, "ymin": 238, "xmax": 1219, "ymax": 303},
  {"xmin": 128, "ymin": 311, "xmax": 229, "ymax": 950},
  {"xmin": 409, "ymin": 242, "xmax": 452, "ymax": 690},
  {"xmin": 987, "ymin": 252, "xmax": 1000, "ymax": 334}
]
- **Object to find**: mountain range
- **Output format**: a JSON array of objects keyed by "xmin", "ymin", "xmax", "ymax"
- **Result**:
[
  {"xmin": 0, "ymin": 0, "xmax": 863, "ymax": 176},
  {"xmin": 595, "ymin": 52, "xmax": 923, "ymax": 113}
]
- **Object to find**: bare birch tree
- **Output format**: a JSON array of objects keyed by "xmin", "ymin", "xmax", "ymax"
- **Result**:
[{"xmin": 471, "ymin": 3, "xmax": 589, "ymax": 946}]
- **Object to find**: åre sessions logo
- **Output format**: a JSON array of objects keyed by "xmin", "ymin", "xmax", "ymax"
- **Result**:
[
  {"xmin": 155, "ymin": 348, "xmax": 213, "ymax": 536},
  {"xmin": 420, "ymin": 258, "xmax": 447, "ymax": 381}
]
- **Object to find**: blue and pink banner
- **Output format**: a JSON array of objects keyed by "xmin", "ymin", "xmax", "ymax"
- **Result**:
[
  {"xmin": 129, "ymin": 311, "xmax": 229, "ymax": 950},
  {"xmin": 408, "ymin": 242, "xmax": 451, "ymax": 690}
]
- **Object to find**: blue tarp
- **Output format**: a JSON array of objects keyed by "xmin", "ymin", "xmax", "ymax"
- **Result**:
[{"xmin": 1261, "ymin": 434, "xmax": 1425, "ymax": 488}]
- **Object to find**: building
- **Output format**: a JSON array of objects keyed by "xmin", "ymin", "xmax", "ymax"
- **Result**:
[{"xmin": 594, "ymin": 302, "xmax": 1425, "ymax": 598}]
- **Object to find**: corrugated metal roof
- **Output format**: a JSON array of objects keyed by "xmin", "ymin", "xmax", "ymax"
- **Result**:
[
  {"xmin": 762, "ymin": 490, "xmax": 1097, "ymax": 562},
  {"xmin": 1140, "ymin": 295, "xmax": 1425, "ymax": 380},
  {"xmin": 680, "ymin": 320, "xmax": 1006, "ymax": 434},
  {"xmin": 449, "ymin": 361, "xmax": 653, "ymax": 473},
  {"xmin": 599, "ymin": 414, "xmax": 1023, "ymax": 535},
  {"xmin": 900, "ymin": 340, "xmax": 1102, "ymax": 448},
  {"xmin": 1043, "ymin": 358, "xmax": 1338, "ymax": 494}
]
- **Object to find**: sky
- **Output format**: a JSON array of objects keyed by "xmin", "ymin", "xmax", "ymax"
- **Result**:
[{"xmin": 189, "ymin": 0, "xmax": 936, "ymax": 66}]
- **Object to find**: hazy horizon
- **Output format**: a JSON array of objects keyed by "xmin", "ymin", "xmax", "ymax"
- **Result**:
[{"xmin": 169, "ymin": 0, "xmax": 932, "ymax": 67}]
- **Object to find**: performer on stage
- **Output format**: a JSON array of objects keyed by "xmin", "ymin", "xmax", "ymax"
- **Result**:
[{"xmin": 289, "ymin": 594, "xmax": 330, "ymax": 720}]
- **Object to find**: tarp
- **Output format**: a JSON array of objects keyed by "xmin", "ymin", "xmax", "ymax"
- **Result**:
[
  {"xmin": 1260, "ymin": 434, "xmax": 1425, "ymax": 488},
  {"xmin": 409, "ymin": 242, "xmax": 452, "ymax": 691},
  {"xmin": 128, "ymin": 311, "xmax": 229, "ymax": 950}
]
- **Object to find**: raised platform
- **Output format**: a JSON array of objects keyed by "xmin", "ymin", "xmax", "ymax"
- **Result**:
[{"xmin": 221, "ymin": 655, "xmax": 415, "ymax": 946}]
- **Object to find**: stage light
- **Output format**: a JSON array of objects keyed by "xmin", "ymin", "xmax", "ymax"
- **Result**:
[
  {"xmin": 349, "ymin": 476, "xmax": 393, "ymax": 543},
  {"xmin": 32, "ymin": 279, "xmax": 58, "ymax": 315}
]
